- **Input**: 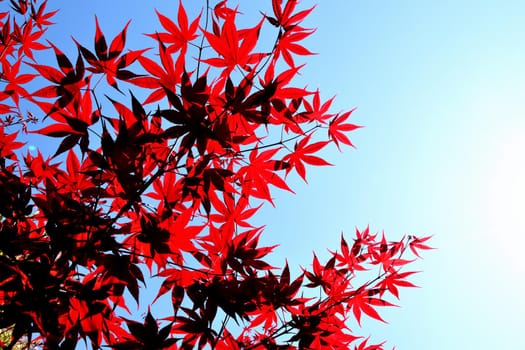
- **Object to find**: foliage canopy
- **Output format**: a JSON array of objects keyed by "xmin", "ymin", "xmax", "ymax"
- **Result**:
[{"xmin": 0, "ymin": 0, "xmax": 431, "ymax": 349}]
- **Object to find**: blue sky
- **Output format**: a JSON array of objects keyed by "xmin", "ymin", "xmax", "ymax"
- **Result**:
[{"xmin": 18, "ymin": 0, "xmax": 525, "ymax": 348}]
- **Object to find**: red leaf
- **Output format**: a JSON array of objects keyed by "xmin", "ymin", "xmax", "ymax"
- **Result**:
[
  {"xmin": 348, "ymin": 292, "xmax": 396, "ymax": 326},
  {"xmin": 283, "ymin": 133, "xmax": 331, "ymax": 182},
  {"xmin": 0, "ymin": 125, "xmax": 25, "ymax": 160},
  {"xmin": 329, "ymin": 108, "xmax": 361, "ymax": 150},
  {"xmin": 409, "ymin": 235, "xmax": 434, "ymax": 258},
  {"xmin": 378, "ymin": 271, "xmax": 419, "ymax": 299},
  {"xmin": 147, "ymin": 2, "xmax": 200, "ymax": 54}
]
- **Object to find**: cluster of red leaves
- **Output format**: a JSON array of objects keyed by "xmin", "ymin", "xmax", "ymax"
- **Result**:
[{"xmin": 0, "ymin": 0, "xmax": 432, "ymax": 349}]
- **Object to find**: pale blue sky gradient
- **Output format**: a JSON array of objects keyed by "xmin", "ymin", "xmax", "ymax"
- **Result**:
[{"xmin": 18, "ymin": 0, "xmax": 525, "ymax": 348}]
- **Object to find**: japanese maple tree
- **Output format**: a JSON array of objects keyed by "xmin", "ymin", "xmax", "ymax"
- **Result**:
[{"xmin": 0, "ymin": 0, "xmax": 432, "ymax": 349}]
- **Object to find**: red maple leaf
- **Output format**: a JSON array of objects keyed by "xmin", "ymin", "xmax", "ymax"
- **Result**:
[
  {"xmin": 29, "ymin": 42, "xmax": 88, "ymax": 112},
  {"xmin": 30, "ymin": 1, "xmax": 58, "ymax": 29},
  {"xmin": 274, "ymin": 28, "xmax": 315, "ymax": 68},
  {"xmin": 268, "ymin": 0, "xmax": 315, "ymax": 30},
  {"xmin": 328, "ymin": 108, "xmax": 361, "ymax": 150},
  {"xmin": 202, "ymin": 14, "xmax": 264, "ymax": 75},
  {"xmin": 377, "ymin": 271, "xmax": 419, "ymax": 299},
  {"xmin": 408, "ymin": 235, "xmax": 434, "ymax": 258},
  {"xmin": 237, "ymin": 147, "xmax": 292, "ymax": 205},
  {"xmin": 347, "ymin": 289, "xmax": 396, "ymax": 326},
  {"xmin": 75, "ymin": 17, "xmax": 147, "ymax": 90},
  {"xmin": 0, "ymin": 124, "xmax": 25, "ymax": 160},
  {"xmin": 283, "ymin": 133, "xmax": 331, "ymax": 182},
  {"xmin": 146, "ymin": 1, "xmax": 200, "ymax": 54},
  {"xmin": 1, "ymin": 58, "xmax": 36, "ymax": 106},
  {"xmin": 11, "ymin": 17, "xmax": 48, "ymax": 61},
  {"xmin": 133, "ymin": 41, "xmax": 184, "ymax": 104}
]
